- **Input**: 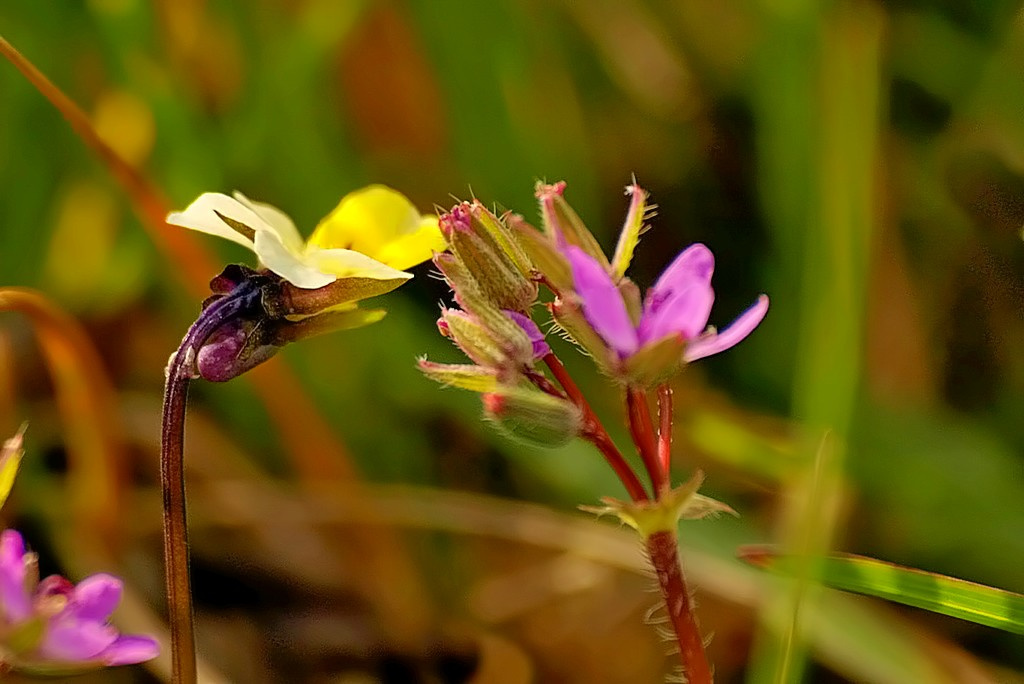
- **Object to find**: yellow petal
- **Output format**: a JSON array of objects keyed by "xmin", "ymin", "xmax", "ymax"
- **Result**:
[
  {"xmin": 373, "ymin": 216, "xmax": 446, "ymax": 270},
  {"xmin": 309, "ymin": 185, "xmax": 441, "ymax": 268}
]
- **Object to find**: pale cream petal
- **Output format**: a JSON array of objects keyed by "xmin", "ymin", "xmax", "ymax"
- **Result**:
[
  {"xmin": 253, "ymin": 231, "xmax": 337, "ymax": 289},
  {"xmin": 232, "ymin": 192, "xmax": 306, "ymax": 253},
  {"xmin": 307, "ymin": 246, "xmax": 413, "ymax": 281},
  {"xmin": 166, "ymin": 193, "xmax": 265, "ymax": 250}
]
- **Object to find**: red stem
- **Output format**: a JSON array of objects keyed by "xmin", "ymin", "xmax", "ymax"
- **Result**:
[
  {"xmin": 647, "ymin": 530, "xmax": 713, "ymax": 684},
  {"xmin": 543, "ymin": 354, "xmax": 649, "ymax": 502},
  {"xmin": 626, "ymin": 387, "xmax": 667, "ymax": 497},
  {"xmin": 657, "ymin": 384, "xmax": 673, "ymax": 474}
]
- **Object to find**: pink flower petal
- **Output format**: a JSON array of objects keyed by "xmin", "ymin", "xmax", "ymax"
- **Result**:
[
  {"xmin": 684, "ymin": 295, "xmax": 769, "ymax": 362},
  {"xmin": 40, "ymin": 619, "xmax": 118, "ymax": 661},
  {"xmin": 565, "ymin": 246, "xmax": 638, "ymax": 356},
  {"xmin": 101, "ymin": 635, "xmax": 160, "ymax": 666},
  {"xmin": 0, "ymin": 529, "xmax": 31, "ymax": 622},
  {"xmin": 646, "ymin": 244, "xmax": 714, "ymax": 310},
  {"xmin": 503, "ymin": 310, "xmax": 550, "ymax": 360},
  {"xmin": 67, "ymin": 574, "xmax": 122, "ymax": 622}
]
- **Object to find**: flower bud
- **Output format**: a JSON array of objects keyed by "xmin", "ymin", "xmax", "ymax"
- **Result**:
[
  {"xmin": 467, "ymin": 201, "xmax": 534, "ymax": 279},
  {"xmin": 439, "ymin": 308, "xmax": 506, "ymax": 369},
  {"xmin": 440, "ymin": 205, "xmax": 536, "ymax": 311},
  {"xmin": 505, "ymin": 213, "xmax": 575, "ymax": 293},
  {"xmin": 195, "ymin": 316, "xmax": 280, "ymax": 383},
  {"xmin": 482, "ymin": 386, "xmax": 583, "ymax": 447},
  {"xmin": 535, "ymin": 181, "xmax": 611, "ymax": 272}
]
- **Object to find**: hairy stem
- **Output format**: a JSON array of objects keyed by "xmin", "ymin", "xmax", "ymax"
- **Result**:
[
  {"xmin": 161, "ymin": 283, "xmax": 263, "ymax": 684},
  {"xmin": 161, "ymin": 362, "xmax": 195, "ymax": 684},
  {"xmin": 647, "ymin": 530, "xmax": 713, "ymax": 684},
  {"xmin": 543, "ymin": 354, "xmax": 649, "ymax": 502},
  {"xmin": 626, "ymin": 387, "xmax": 666, "ymax": 496},
  {"xmin": 657, "ymin": 384, "xmax": 673, "ymax": 474}
]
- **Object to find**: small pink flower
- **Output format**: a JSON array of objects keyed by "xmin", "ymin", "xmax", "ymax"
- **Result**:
[
  {"xmin": 0, "ymin": 530, "xmax": 159, "ymax": 672},
  {"xmin": 564, "ymin": 243, "xmax": 768, "ymax": 363}
]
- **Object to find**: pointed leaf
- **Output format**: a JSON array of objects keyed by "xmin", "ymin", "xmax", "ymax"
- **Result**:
[{"xmin": 740, "ymin": 548, "xmax": 1024, "ymax": 635}]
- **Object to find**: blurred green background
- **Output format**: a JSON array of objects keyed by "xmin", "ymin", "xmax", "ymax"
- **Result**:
[{"xmin": 1, "ymin": 0, "xmax": 1023, "ymax": 682}]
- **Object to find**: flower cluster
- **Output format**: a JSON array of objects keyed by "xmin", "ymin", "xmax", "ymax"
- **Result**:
[
  {"xmin": 167, "ymin": 185, "xmax": 444, "ymax": 381},
  {"xmin": 418, "ymin": 180, "xmax": 768, "ymax": 444},
  {"xmin": 0, "ymin": 431, "xmax": 158, "ymax": 676}
]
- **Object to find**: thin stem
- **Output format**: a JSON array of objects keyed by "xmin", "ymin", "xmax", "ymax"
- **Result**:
[
  {"xmin": 161, "ymin": 284, "xmax": 263, "ymax": 684},
  {"xmin": 524, "ymin": 368, "xmax": 567, "ymax": 399},
  {"xmin": 543, "ymin": 354, "xmax": 649, "ymax": 502},
  {"xmin": 161, "ymin": 361, "xmax": 196, "ymax": 684},
  {"xmin": 646, "ymin": 530, "xmax": 713, "ymax": 684},
  {"xmin": 657, "ymin": 384, "xmax": 673, "ymax": 474},
  {"xmin": 626, "ymin": 387, "xmax": 666, "ymax": 497}
]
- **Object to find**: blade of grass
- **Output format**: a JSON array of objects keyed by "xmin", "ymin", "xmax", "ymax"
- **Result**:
[
  {"xmin": 0, "ymin": 287, "xmax": 124, "ymax": 547},
  {"xmin": 748, "ymin": 2, "xmax": 883, "ymax": 681},
  {"xmin": 742, "ymin": 548, "xmax": 1024, "ymax": 636}
]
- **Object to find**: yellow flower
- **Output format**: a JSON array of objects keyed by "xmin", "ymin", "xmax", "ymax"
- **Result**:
[{"xmin": 167, "ymin": 185, "xmax": 443, "ymax": 289}]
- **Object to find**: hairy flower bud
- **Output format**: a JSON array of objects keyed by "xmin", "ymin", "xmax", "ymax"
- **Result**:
[
  {"xmin": 467, "ymin": 201, "xmax": 534, "ymax": 280},
  {"xmin": 440, "ymin": 204, "xmax": 536, "ymax": 311},
  {"xmin": 439, "ymin": 308, "xmax": 506, "ymax": 369},
  {"xmin": 482, "ymin": 387, "xmax": 583, "ymax": 447}
]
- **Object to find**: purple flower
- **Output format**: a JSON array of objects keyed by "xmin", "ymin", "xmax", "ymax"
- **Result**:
[
  {"xmin": 0, "ymin": 529, "xmax": 159, "ymax": 672},
  {"xmin": 565, "ymin": 243, "xmax": 768, "ymax": 363}
]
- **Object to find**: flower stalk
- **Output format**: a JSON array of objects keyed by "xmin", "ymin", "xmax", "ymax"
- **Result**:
[
  {"xmin": 542, "ymin": 354, "xmax": 649, "ymax": 503},
  {"xmin": 161, "ymin": 280, "xmax": 264, "ymax": 684},
  {"xmin": 646, "ymin": 529, "xmax": 713, "ymax": 684}
]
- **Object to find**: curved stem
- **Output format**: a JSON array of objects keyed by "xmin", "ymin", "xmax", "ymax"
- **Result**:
[
  {"xmin": 626, "ymin": 387, "xmax": 666, "ymax": 497},
  {"xmin": 657, "ymin": 384, "xmax": 673, "ymax": 474},
  {"xmin": 543, "ymin": 354, "xmax": 648, "ymax": 502},
  {"xmin": 647, "ymin": 530, "xmax": 713, "ymax": 684},
  {"xmin": 161, "ymin": 361, "xmax": 195, "ymax": 684},
  {"xmin": 161, "ymin": 284, "xmax": 262, "ymax": 684}
]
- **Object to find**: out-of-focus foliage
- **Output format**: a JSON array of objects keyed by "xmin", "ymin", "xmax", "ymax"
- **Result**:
[{"xmin": 0, "ymin": 0, "xmax": 1023, "ymax": 682}]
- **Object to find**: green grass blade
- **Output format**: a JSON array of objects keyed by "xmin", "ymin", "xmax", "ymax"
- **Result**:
[{"xmin": 742, "ymin": 547, "xmax": 1024, "ymax": 635}]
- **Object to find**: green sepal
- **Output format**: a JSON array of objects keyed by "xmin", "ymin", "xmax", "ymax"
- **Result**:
[
  {"xmin": 441, "ymin": 308, "xmax": 506, "ymax": 368},
  {"xmin": 0, "ymin": 425, "xmax": 27, "ymax": 511},
  {"xmin": 13, "ymin": 659, "xmax": 105, "ymax": 678},
  {"xmin": 536, "ymin": 182, "xmax": 612, "ymax": 272},
  {"xmin": 272, "ymin": 276, "xmax": 408, "ymax": 317},
  {"xmin": 549, "ymin": 298, "xmax": 615, "ymax": 375},
  {"xmin": 469, "ymin": 201, "xmax": 535, "ymax": 279},
  {"xmin": 621, "ymin": 333, "xmax": 686, "ymax": 388},
  {"xmin": 611, "ymin": 183, "xmax": 651, "ymax": 279},
  {"xmin": 275, "ymin": 307, "xmax": 387, "ymax": 343},
  {"xmin": 5, "ymin": 616, "xmax": 44, "ymax": 656},
  {"xmin": 506, "ymin": 214, "xmax": 575, "ymax": 293},
  {"xmin": 417, "ymin": 360, "xmax": 499, "ymax": 392},
  {"xmin": 581, "ymin": 470, "xmax": 736, "ymax": 540}
]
